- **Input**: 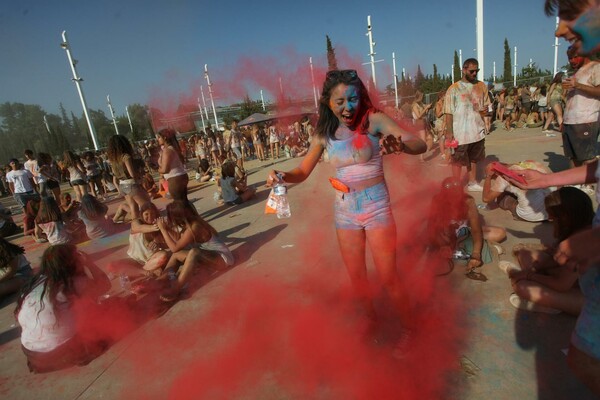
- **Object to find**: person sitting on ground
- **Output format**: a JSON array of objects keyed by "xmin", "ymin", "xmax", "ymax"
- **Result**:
[
  {"xmin": 77, "ymin": 194, "xmax": 114, "ymax": 240},
  {"xmin": 482, "ymin": 160, "xmax": 553, "ymax": 222},
  {"xmin": 0, "ymin": 238, "xmax": 32, "ymax": 298},
  {"xmin": 156, "ymin": 201, "xmax": 234, "ymax": 302},
  {"xmin": 196, "ymin": 158, "xmax": 213, "ymax": 183},
  {"xmin": 217, "ymin": 160, "xmax": 255, "ymax": 206},
  {"xmin": 125, "ymin": 202, "xmax": 170, "ymax": 276},
  {"xmin": 503, "ymin": 187, "xmax": 594, "ymax": 315},
  {"xmin": 141, "ymin": 169, "xmax": 161, "ymax": 199},
  {"xmin": 428, "ymin": 176, "xmax": 507, "ymax": 275},
  {"xmin": 515, "ymin": 111, "xmax": 544, "ymax": 129},
  {"xmin": 35, "ymin": 197, "xmax": 74, "ymax": 245},
  {"xmin": 0, "ymin": 203, "xmax": 18, "ymax": 239},
  {"xmin": 59, "ymin": 192, "xmax": 86, "ymax": 240},
  {"xmin": 23, "ymin": 198, "xmax": 47, "ymax": 243},
  {"xmin": 15, "ymin": 244, "xmax": 111, "ymax": 373}
]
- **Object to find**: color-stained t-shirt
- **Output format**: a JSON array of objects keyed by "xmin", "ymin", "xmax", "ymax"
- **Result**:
[{"xmin": 444, "ymin": 80, "xmax": 490, "ymax": 145}]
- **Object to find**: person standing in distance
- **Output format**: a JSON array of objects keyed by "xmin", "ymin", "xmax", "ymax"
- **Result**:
[{"xmin": 444, "ymin": 58, "xmax": 491, "ymax": 192}]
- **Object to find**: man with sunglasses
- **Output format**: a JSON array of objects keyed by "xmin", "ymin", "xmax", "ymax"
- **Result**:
[{"xmin": 444, "ymin": 58, "xmax": 491, "ymax": 192}]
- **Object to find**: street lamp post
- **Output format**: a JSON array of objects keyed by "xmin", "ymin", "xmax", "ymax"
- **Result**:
[
  {"xmin": 196, "ymin": 98, "xmax": 207, "ymax": 132},
  {"xmin": 260, "ymin": 90, "xmax": 266, "ymax": 111},
  {"xmin": 309, "ymin": 57, "xmax": 318, "ymax": 111},
  {"xmin": 200, "ymin": 85, "xmax": 210, "ymax": 122},
  {"xmin": 514, "ymin": 46, "xmax": 518, "ymax": 87},
  {"xmin": 60, "ymin": 30, "xmax": 99, "ymax": 150},
  {"xmin": 107, "ymin": 95, "xmax": 120, "ymax": 135},
  {"xmin": 125, "ymin": 106, "xmax": 134, "ymax": 133},
  {"xmin": 392, "ymin": 52, "xmax": 399, "ymax": 108},
  {"xmin": 204, "ymin": 64, "xmax": 219, "ymax": 130},
  {"xmin": 553, "ymin": 17, "xmax": 560, "ymax": 77}
]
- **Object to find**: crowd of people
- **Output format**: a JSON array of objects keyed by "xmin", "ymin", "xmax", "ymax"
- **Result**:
[{"xmin": 0, "ymin": 0, "xmax": 598, "ymax": 395}]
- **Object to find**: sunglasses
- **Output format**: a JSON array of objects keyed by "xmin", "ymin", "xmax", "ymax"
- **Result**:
[
  {"xmin": 326, "ymin": 69, "xmax": 358, "ymax": 81},
  {"xmin": 466, "ymin": 68, "xmax": 480, "ymax": 74}
]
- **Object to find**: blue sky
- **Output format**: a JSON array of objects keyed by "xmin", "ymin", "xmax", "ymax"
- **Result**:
[{"xmin": 0, "ymin": 0, "xmax": 564, "ymax": 118}]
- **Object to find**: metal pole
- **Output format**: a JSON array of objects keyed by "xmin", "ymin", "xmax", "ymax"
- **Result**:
[
  {"xmin": 392, "ymin": 52, "xmax": 399, "ymax": 108},
  {"xmin": 43, "ymin": 115, "xmax": 52, "ymax": 134},
  {"xmin": 459, "ymin": 49, "xmax": 463, "ymax": 68},
  {"xmin": 260, "ymin": 90, "xmax": 266, "ymax": 111},
  {"xmin": 309, "ymin": 57, "xmax": 318, "ymax": 111},
  {"xmin": 476, "ymin": 0, "xmax": 484, "ymax": 81},
  {"xmin": 204, "ymin": 64, "xmax": 219, "ymax": 130},
  {"xmin": 107, "ymin": 95, "xmax": 120, "ymax": 135},
  {"xmin": 278, "ymin": 77, "xmax": 284, "ymax": 100},
  {"xmin": 451, "ymin": 65, "xmax": 454, "ymax": 83},
  {"xmin": 514, "ymin": 46, "xmax": 518, "ymax": 86},
  {"xmin": 200, "ymin": 85, "xmax": 210, "ymax": 121},
  {"xmin": 553, "ymin": 17, "xmax": 560, "ymax": 77},
  {"xmin": 125, "ymin": 106, "xmax": 134, "ymax": 133},
  {"xmin": 196, "ymin": 98, "xmax": 206, "ymax": 132},
  {"xmin": 493, "ymin": 61, "xmax": 496, "ymax": 83},
  {"xmin": 366, "ymin": 15, "xmax": 377, "ymax": 87},
  {"xmin": 60, "ymin": 31, "xmax": 99, "ymax": 150}
]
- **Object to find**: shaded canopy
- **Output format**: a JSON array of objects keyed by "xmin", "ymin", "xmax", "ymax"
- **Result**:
[{"xmin": 237, "ymin": 113, "xmax": 273, "ymax": 127}]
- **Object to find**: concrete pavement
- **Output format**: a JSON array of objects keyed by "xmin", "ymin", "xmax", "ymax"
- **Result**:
[{"xmin": 0, "ymin": 122, "xmax": 598, "ymax": 399}]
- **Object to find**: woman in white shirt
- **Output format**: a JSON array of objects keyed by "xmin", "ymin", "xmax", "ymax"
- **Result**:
[{"xmin": 15, "ymin": 244, "xmax": 110, "ymax": 373}]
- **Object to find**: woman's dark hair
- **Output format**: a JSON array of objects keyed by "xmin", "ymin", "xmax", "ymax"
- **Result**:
[
  {"xmin": 83, "ymin": 151, "xmax": 95, "ymax": 161},
  {"xmin": 107, "ymin": 135, "xmax": 134, "ymax": 163},
  {"xmin": 551, "ymin": 72, "xmax": 565, "ymax": 85},
  {"xmin": 140, "ymin": 201, "xmax": 159, "ymax": 216},
  {"xmin": 166, "ymin": 200, "xmax": 215, "ymax": 235},
  {"xmin": 315, "ymin": 69, "xmax": 378, "ymax": 142},
  {"xmin": 37, "ymin": 152, "xmax": 52, "ymax": 167},
  {"xmin": 35, "ymin": 197, "xmax": 63, "ymax": 224},
  {"xmin": 545, "ymin": 186, "xmax": 594, "ymax": 242},
  {"xmin": 0, "ymin": 237, "xmax": 25, "ymax": 267},
  {"xmin": 545, "ymin": 0, "xmax": 590, "ymax": 20},
  {"xmin": 199, "ymin": 158, "xmax": 210, "ymax": 173},
  {"xmin": 157, "ymin": 128, "xmax": 184, "ymax": 162},
  {"xmin": 15, "ymin": 244, "xmax": 80, "ymax": 317},
  {"xmin": 79, "ymin": 194, "xmax": 108, "ymax": 220},
  {"xmin": 221, "ymin": 161, "xmax": 236, "ymax": 179},
  {"xmin": 62, "ymin": 151, "xmax": 79, "ymax": 168},
  {"xmin": 540, "ymin": 86, "xmax": 547, "ymax": 96}
]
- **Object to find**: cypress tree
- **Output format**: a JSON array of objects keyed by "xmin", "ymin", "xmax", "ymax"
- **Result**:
[
  {"xmin": 503, "ymin": 38, "xmax": 513, "ymax": 86},
  {"xmin": 326, "ymin": 35, "xmax": 338, "ymax": 71}
]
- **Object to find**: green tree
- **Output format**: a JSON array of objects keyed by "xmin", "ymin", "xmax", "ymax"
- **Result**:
[
  {"xmin": 414, "ymin": 65, "xmax": 425, "ymax": 91},
  {"xmin": 503, "ymin": 38, "xmax": 513, "ymax": 86},
  {"xmin": 453, "ymin": 51, "xmax": 461, "ymax": 83},
  {"xmin": 326, "ymin": 35, "xmax": 338, "ymax": 71}
]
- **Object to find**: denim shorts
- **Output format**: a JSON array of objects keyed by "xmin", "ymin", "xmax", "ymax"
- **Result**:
[{"xmin": 334, "ymin": 182, "xmax": 394, "ymax": 230}]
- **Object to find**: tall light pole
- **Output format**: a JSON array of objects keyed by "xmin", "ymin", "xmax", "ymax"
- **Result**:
[
  {"xmin": 260, "ymin": 90, "xmax": 266, "ymax": 111},
  {"xmin": 451, "ymin": 65, "xmax": 455, "ymax": 83},
  {"xmin": 200, "ymin": 85, "xmax": 210, "ymax": 122},
  {"xmin": 476, "ymin": 0, "xmax": 484, "ymax": 81},
  {"xmin": 459, "ymin": 49, "xmax": 463, "ymax": 68},
  {"xmin": 204, "ymin": 64, "xmax": 219, "ymax": 130},
  {"xmin": 553, "ymin": 17, "xmax": 560, "ymax": 77},
  {"xmin": 107, "ymin": 95, "xmax": 119, "ymax": 135},
  {"xmin": 514, "ymin": 46, "xmax": 518, "ymax": 87},
  {"xmin": 309, "ymin": 57, "xmax": 318, "ymax": 111},
  {"xmin": 60, "ymin": 30, "xmax": 99, "ymax": 150},
  {"xmin": 392, "ymin": 52, "xmax": 399, "ymax": 108},
  {"xmin": 364, "ymin": 15, "xmax": 383, "ymax": 89},
  {"xmin": 43, "ymin": 115, "xmax": 52, "ymax": 134},
  {"xmin": 493, "ymin": 61, "xmax": 496, "ymax": 83},
  {"xmin": 196, "ymin": 98, "xmax": 206, "ymax": 132},
  {"xmin": 125, "ymin": 106, "xmax": 134, "ymax": 133}
]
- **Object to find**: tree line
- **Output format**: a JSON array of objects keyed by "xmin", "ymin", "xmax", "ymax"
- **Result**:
[{"xmin": 0, "ymin": 102, "xmax": 153, "ymax": 163}]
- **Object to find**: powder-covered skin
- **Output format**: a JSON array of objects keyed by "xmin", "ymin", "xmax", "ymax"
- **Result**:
[{"xmin": 573, "ymin": 5, "xmax": 600, "ymax": 55}]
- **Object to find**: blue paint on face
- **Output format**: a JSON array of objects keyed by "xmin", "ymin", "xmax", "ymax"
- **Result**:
[{"xmin": 572, "ymin": 6, "xmax": 600, "ymax": 54}]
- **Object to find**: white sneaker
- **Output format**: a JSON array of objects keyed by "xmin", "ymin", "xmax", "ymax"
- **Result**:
[
  {"xmin": 509, "ymin": 294, "xmax": 561, "ymax": 314},
  {"xmin": 498, "ymin": 260, "xmax": 521, "ymax": 275},
  {"xmin": 466, "ymin": 182, "xmax": 483, "ymax": 192}
]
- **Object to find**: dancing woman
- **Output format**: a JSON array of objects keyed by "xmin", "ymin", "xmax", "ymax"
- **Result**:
[{"xmin": 266, "ymin": 69, "xmax": 426, "ymax": 332}]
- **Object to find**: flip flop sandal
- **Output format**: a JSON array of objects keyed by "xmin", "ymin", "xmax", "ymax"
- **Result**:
[{"xmin": 465, "ymin": 269, "xmax": 488, "ymax": 282}]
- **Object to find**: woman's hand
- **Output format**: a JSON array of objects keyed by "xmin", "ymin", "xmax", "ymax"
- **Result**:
[
  {"xmin": 156, "ymin": 217, "xmax": 168, "ymax": 231},
  {"xmin": 467, "ymin": 257, "xmax": 483, "ymax": 271},
  {"xmin": 266, "ymin": 170, "xmax": 284, "ymax": 187},
  {"xmin": 554, "ymin": 227, "xmax": 600, "ymax": 274},
  {"xmin": 507, "ymin": 169, "xmax": 547, "ymax": 190}
]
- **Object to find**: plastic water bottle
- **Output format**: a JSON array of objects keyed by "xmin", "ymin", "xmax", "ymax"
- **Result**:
[
  {"xmin": 119, "ymin": 274, "xmax": 131, "ymax": 292},
  {"xmin": 274, "ymin": 176, "xmax": 291, "ymax": 219}
]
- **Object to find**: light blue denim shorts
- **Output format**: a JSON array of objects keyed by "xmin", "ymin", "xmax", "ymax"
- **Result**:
[{"xmin": 334, "ymin": 182, "xmax": 394, "ymax": 230}]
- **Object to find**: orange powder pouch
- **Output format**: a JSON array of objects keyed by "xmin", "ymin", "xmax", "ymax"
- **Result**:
[
  {"xmin": 264, "ymin": 188, "xmax": 278, "ymax": 214},
  {"xmin": 329, "ymin": 177, "xmax": 350, "ymax": 193}
]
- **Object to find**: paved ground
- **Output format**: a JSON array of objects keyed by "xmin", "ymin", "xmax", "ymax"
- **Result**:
[{"xmin": 0, "ymin": 122, "xmax": 598, "ymax": 399}]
